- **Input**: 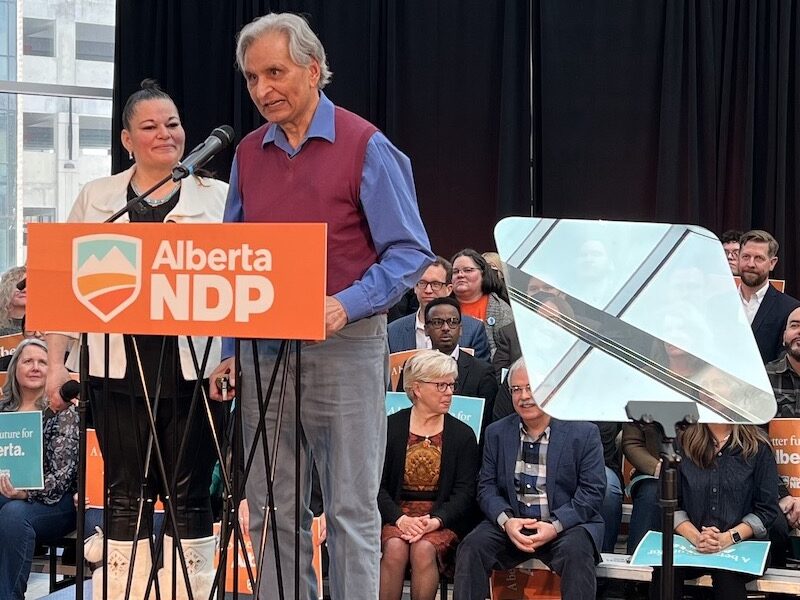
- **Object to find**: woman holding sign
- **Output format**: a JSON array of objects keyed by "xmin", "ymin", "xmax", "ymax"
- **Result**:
[
  {"xmin": 650, "ymin": 423, "xmax": 780, "ymax": 600},
  {"xmin": 0, "ymin": 338, "xmax": 79, "ymax": 600},
  {"xmin": 44, "ymin": 80, "xmax": 227, "ymax": 600},
  {"xmin": 378, "ymin": 350, "xmax": 479, "ymax": 600}
]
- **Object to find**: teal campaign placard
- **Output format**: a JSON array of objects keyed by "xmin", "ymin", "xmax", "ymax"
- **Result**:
[
  {"xmin": 0, "ymin": 410, "xmax": 44, "ymax": 489},
  {"xmin": 385, "ymin": 392, "xmax": 484, "ymax": 441},
  {"xmin": 630, "ymin": 531, "xmax": 770, "ymax": 576}
]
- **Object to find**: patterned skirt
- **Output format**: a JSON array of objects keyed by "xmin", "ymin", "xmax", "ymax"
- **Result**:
[{"xmin": 380, "ymin": 500, "xmax": 459, "ymax": 577}]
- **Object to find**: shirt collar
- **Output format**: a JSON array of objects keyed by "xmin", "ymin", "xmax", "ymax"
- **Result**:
[
  {"xmin": 739, "ymin": 280, "xmax": 770, "ymax": 303},
  {"xmin": 520, "ymin": 421, "xmax": 551, "ymax": 442},
  {"xmin": 261, "ymin": 92, "xmax": 335, "ymax": 153},
  {"xmin": 415, "ymin": 309, "xmax": 425, "ymax": 332},
  {"xmin": 450, "ymin": 345, "xmax": 461, "ymax": 361},
  {"xmin": 771, "ymin": 354, "xmax": 800, "ymax": 376}
]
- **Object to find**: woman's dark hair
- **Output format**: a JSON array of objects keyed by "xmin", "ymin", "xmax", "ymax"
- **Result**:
[
  {"xmin": 121, "ymin": 79, "xmax": 174, "ymax": 130},
  {"xmin": 451, "ymin": 248, "xmax": 509, "ymax": 302}
]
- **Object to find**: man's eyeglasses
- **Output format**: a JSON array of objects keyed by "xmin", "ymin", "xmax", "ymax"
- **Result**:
[
  {"xmin": 426, "ymin": 317, "xmax": 461, "ymax": 329},
  {"xmin": 421, "ymin": 381, "xmax": 456, "ymax": 392},
  {"xmin": 415, "ymin": 280, "xmax": 447, "ymax": 291},
  {"xmin": 452, "ymin": 267, "xmax": 480, "ymax": 276},
  {"xmin": 510, "ymin": 384, "xmax": 533, "ymax": 396},
  {"xmin": 724, "ymin": 249, "xmax": 739, "ymax": 258}
]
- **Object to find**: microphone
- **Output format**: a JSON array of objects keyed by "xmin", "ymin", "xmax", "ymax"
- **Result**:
[
  {"xmin": 16, "ymin": 278, "xmax": 25, "ymax": 291},
  {"xmin": 171, "ymin": 125, "xmax": 234, "ymax": 181},
  {"xmin": 60, "ymin": 379, "xmax": 81, "ymax": 402}
]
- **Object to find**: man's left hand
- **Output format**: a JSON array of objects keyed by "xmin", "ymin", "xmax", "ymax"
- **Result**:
[
  {"xmin": 528, "ymin": 520, "xmax": 558, "ymax": 550},
  {"xmin": 325, "ymin": 296, "xmax": 348, "ymax": 336}
]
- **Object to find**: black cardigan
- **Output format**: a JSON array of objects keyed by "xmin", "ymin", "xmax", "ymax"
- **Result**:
[{"xmin": 377, "ymin": 408, "xmax": 480, "ymax": 538}]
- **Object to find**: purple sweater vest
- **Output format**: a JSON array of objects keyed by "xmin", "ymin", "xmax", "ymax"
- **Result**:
[{"xmin": 237, "ymin": 107, "xmax": 379, "ymax": 295}]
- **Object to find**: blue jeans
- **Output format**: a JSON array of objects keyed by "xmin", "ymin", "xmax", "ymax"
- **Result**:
[
  {"xmin": 0, "ymin": 493, "xmax": 76, "ymax": 600},
  {"xmin": 627, "ymin": 477, "xmax": 660, "ymax": 553},
  {"xmin": 600, "ymin": 467, "xmax": 623, "ymax": 552},
  {"xmin": 241, "ymin": 315, "xmax": 388, "ymax": 600}
]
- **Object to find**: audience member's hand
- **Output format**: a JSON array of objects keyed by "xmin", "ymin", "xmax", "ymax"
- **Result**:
[
  {"xmin": 209, "ymin": 358, "xmax": 236, "ymax": 401},
  {"xmin": 0, "ymin": 473, "xmax": 28, "ymax": 500},
  {"xmin": 324, "ymin": 296, "xmax": 348, "ymax": 336},
  {"xmin": 780, "ymin": 495, "xmax": 800, "ymax": 529},
  {"xmin": 396, "ymin": 514, "xmax": 427, "ymax": 539},
  {"xmin": 317, "ymin": 513, "xmax": 327, "ymax": 545},
  {"xmin": 695, "ymin": 526, "xmax": 725, "ymax": 553},
  {"xmin": 503, "ymin": 517, "xmax": 537, "ymax": 553},
  {"xmin": 238, "ymin": 498, "xmax": 249, "ymax": 533},
  {"xmin": 528, "ymin": 520, "xmax": 558, "ymax": 550},
  {"xmin": 405, "ymin": 515, "xmax": 442, "ymax": 543},
  {"xmin": 46, "ymin": 364, "xmax": 72, "ymax": 413}
]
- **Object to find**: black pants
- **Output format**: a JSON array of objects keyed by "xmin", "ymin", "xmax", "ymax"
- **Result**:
[
  {"xmin": 90, "ymin": 384, "xmax": 224, "ymax": 540},
  {"xmin": 453, "ymin": 520, "xmax": 597, "ymax": 599},
  {"xmin": 650, "ymin": 566, "xmax": 754, "ymax": 600}
]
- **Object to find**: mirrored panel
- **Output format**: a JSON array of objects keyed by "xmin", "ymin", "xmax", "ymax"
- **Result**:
[{"xmin": 495, "ymin": 217, "xmax": 776, "ymax": 424}]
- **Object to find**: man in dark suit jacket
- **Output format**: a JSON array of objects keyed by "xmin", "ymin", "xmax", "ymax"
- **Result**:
[
  {"xmin": 453, "ymin": 358, "xmax": 605, "ymax": 600},
  {"xmin": 738, "ymin": 231, "xmax": 800, "ymax": 363},
  {"xmin": 387, "ymin": 256, "xmax": 491, "ymax": 361},
  {"xmin": 425, "ymin": 297, "xmax": 497, "ymax": 436}
]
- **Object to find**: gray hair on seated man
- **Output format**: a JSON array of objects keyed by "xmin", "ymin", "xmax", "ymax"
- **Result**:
[
  {"xmin": 402, "ymin": 349, "xmax": 458, "ymax": 402},
  {"xmin": 235, "ymin": 12, "xmax": 333, "ymax": 88}
]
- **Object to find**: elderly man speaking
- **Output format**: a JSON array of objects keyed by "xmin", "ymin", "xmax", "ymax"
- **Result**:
[{"xmin": 209, "ymin": 12, "xmax": 433, "ymax": 600}]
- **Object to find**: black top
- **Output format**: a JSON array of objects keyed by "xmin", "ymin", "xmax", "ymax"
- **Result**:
[
  {"xmin": 676, "ymin": 438, "xmax": 779, "ymax": 537},
  {"xmin": 88, "ymin": 184, "xmax": 194, "ymax": 397}
]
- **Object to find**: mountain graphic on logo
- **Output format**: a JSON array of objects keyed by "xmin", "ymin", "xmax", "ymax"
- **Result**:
[{"xmin": 73, "ymin": 235, "xmax": 142, "ymax": 322}]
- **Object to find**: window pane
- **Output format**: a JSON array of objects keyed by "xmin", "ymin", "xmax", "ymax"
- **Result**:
[
  {"xmin": 23, "ymin": 112, "xmax": 54, "ymax": 151},
  {"xmin": 75, "ymin": 22, "xmax": 114, "ymax": 62},
  {"xmin": 23, "ymin": 17, "xmax": 54, "ymax": 58},
  {"xmin": 79, "ymin": 115, "xmax": 111, "ymax": 151}
]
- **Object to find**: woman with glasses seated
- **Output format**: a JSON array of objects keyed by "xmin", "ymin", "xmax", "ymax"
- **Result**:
[
  {"xmin": 451, "ymin": 249, "xmax": 512, "ymax": 358},
  {"xmin": 378, "ymin": 350, "xmax": 480, "ymax": 600}
]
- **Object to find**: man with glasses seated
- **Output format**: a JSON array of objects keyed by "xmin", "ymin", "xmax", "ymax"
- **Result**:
[
  {"xmin": 720, "ymin": 229, "xmax": 742, "ymax": 276},
  {"xmin": 397, "ymin": 297, "xmax": 498, "ymax": 437},
  {"xmin": 388, "ymin": 256, "xmax": 490, "ymax": 361},
  {"xmin": 453, "ymin": 357, "xmax": 605, "ymax": 600}
]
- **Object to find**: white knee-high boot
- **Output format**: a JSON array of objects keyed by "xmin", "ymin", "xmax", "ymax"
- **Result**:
[
  {"xmin": 157, "ymin": 534, "xmax": 217, "ymax": 600},
  {"xmin": 92, "ymin": 538, "xmax": 153, "ymax": 600}
]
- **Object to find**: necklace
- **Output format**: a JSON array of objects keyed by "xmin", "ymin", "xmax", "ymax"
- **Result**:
[
  {"xmin": 713, "ymin": 433, "xmax": 731, "ymax": 447},
  {"xmin": 130, "ymin": 179, "xmax": 181, "ymax": 206}
]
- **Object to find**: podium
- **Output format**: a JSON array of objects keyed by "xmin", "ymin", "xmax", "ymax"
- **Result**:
[{"xmin": 27, "ymin": 221, "xmax": 327, "ymax": 600}]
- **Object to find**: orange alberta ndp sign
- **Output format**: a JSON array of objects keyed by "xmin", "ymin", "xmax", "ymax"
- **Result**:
[{"xmin": 25, "ymin": 223, "xmax": 326, "ymax": 340}]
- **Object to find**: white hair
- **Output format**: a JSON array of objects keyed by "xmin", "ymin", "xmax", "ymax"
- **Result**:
[{"xmin": 236, "ymin": 13, "xmax": 332, "ymax": 89}]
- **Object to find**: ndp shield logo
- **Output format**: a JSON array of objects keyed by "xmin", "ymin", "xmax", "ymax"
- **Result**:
[{"xmin": 72, "ymin": 234, "xmax": 142, "ymax": 322}]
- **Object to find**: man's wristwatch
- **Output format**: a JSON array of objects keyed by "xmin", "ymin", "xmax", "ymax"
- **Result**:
[{"xmin": 730, "ymin": 529, "xmax": 742, "ymax": 544}]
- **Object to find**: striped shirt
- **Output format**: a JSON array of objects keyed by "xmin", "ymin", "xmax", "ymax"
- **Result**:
[
  {"xmin": 515, "ymin": 423, "xmax": 551, "ymax": 520},
  {"xmin": 766, "ymin": 354, "xmax": 800, "ymax": 416}
]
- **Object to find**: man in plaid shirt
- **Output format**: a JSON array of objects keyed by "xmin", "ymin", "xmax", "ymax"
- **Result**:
[{"xmin": 453, "ymin": 358, "xmax": 606, "ymax": 599}]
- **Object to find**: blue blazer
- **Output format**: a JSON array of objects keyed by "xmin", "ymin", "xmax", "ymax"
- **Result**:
[
  {"xmin": 752, "ymin": 284, "xmax": 800, "ymax": 363},
  {"xmin": 387, "ymin": 313, "xmax": 491, "ymax": 362},
  {"xmin": 477, "ymin": 414, "xmax": 606, "ymax": 554}
]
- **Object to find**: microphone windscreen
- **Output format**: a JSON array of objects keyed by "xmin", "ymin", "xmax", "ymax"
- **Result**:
[{"xmin": 60, "ymin": 379, "xmax": 81, "ymax": 402}]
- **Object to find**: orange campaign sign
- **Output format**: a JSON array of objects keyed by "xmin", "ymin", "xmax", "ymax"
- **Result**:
[
  {"xmin": 769, "ymin": 419, "xmax": 800, "ymax": 496},
  {"xmin": 25, "ymin": 223, "xmax": 327, "ymax": 340}
]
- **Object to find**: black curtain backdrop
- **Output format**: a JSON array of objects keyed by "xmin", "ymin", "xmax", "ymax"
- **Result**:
[{"xmin": 113, "ymin": 1, "xmax": 799, "ymax": 291}]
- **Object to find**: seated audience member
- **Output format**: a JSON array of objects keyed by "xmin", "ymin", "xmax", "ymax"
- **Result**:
[
  {"xmin": 737, "ymin": 230, "xmax": 800, "ymax": 363},
  {"xmin": 378, "ymin": 350, "xmax": 479, "ymax": 600},
  {"xmin": 388, "ymin": 256, "xmax": 490, "ymax": 361},
  {"xmin": 0, "ymin": 339, "xmax": 79, "ymax": 600},
  {"xmin": 651, "ymin": 423, "xmax": 779, "ymax": 600},
  {"xmin": 0, "ymin": 266, "xmax": 26, "ymax": 336},
  {"xmin": 764, "ymin": 306, "xmax": 800, "ymax": 564},
  {"xmin": 482, "ymin": 251, "xmax": 505, "ymax": 280},
  {"xmin": 451, "ymin": 249, "xmax": 512, "ymax": 358},
  {"xmin": 622, "ymin": 422, "xmax": 662, "ymax": 553},
  {"xmin": 720, "ymin": 230, "xmax": 743, "ymax": 276},
  {"xmin": 397, "ymin": 297, "xmax": 498, "ymax": 435},
  {"xmin": 454, "ymin": 358, "xmax": 605, "ymax": 600}
]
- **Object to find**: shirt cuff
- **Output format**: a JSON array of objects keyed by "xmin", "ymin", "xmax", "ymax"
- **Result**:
[
  {"xmin": 674, "ymin": 510, "xmax": 690, "ymax": 529},
  {"xmin": 551, "ymin": 519, "xmax": 563, "ymax": 534},
  {"xmin": 742, "ymin": 513, "xmax": 766, "ymax": 539},
  {"xmin": 334, "ymin": 285, "xmax": 372, "ymax": 323},
  {"xmin": 497, "ymin": 511, "xmax": 512, "ymax": 530}
]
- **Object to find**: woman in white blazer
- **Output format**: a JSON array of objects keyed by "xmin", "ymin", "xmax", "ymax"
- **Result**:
[{"xmin": 45, "ymin": 79, "xmax": 227, "ymax": 600}]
